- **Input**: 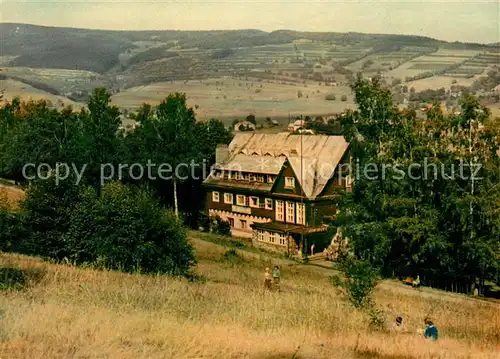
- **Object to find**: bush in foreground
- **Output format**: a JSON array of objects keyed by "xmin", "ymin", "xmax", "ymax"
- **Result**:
[
  {"xmin": 9, "ymin": 175, "xmax": 195, "ymax": 277},
  {"xmin": 64, "ymin": 181, "xmax": 196, "ymax": 276}
]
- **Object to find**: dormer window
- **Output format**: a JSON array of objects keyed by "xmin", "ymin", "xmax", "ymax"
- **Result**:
[
  {"xmin": 285, "ymin": 177, "xmax": 295, "ymax": 189},
  {"xmin": 249, "ymin": 196, "xmax": 259, "ymax": 208}
]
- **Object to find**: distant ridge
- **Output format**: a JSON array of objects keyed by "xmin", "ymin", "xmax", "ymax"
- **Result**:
[{"xmin": 0, "ymin": 22, "xmax": 490, "ymax": 46}]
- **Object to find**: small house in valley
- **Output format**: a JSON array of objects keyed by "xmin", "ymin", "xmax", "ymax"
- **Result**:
[{"xmin": 202, "ymin": 132, "xmax": 351, "ymax": 255}]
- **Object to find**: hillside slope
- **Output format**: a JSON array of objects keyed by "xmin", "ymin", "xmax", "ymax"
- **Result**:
[{"xmin": 1, "ymin": 232, "xmax": 498, "ymax": 359}]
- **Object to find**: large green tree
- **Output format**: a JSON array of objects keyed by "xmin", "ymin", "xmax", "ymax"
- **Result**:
[{"xmin": 336, "ymin": 75, "xmax": 500, "ymax": 292}]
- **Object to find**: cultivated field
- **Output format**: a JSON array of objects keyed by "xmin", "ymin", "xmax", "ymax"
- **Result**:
[
  {"xmin": 111, "ymin": 77, "xmax": 356, "ymax": 119},
  {"xmin": 1, "ymin": 67, "xmax": 109, "ymax": 95},
  {"xmin": 0, "ymin": 79, "xmax": 82, "ymax": 109},
  {"xmin": 1, "ymin": 234, "xmax": 499, "ymax": 359},
  {"xmin": 405, "ymin": 76, "xmax": 478, "ymax": 92}
]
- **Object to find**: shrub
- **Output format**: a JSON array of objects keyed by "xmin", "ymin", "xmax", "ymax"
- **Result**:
[
  {"xmin": 297, "ymin": 90, "xmax": 303, "ymax": 98},
  {"xmin": 19, "ymin": 172, "xmax": 85, "ymax": 260},
  {"xmin": 210, "ymin": 215, "xmax": 231, "ymax": 236},
  {"xmin": 64, "ymin": 181, "xmax": 196, "ymax": 276},
  {"xmin": 341, "ymin": 95, "xmax": 348, "ymax": 102},
  {"xmin": 329, "ymin": 257, "xmax": 385, "ymax": 329},
  {"xmin": 325, "ymin": 94, "xmax": 336, "ymax": 101}
]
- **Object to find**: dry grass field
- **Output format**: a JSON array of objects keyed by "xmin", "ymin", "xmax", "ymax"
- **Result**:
[
  {"xmin": 405, "ymin": 76, "xmax": 479, "ymax": 92},
  {"xmin": 111, "ymin": 77, "xmax": 355, "ymax": 119},
  {"xmin": 1, "ymin": 233, "xmax": 499, "ymax": 359},
  {"xmin": 0, "ymin": 79, "xmax": 83, "ymax": 109},
  {"xmin": 0, "ymin": 184, "xmax": 25, "ymax": 210}
]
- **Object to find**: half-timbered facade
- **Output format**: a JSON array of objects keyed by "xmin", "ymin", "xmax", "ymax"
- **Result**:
[{"xmin": 202, "ymin": 132, "xmax": 350, "ymax": 254}]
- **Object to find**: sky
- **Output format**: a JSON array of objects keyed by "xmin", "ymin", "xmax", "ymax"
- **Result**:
[{"xmin": 2, "ymin": 0, "xmax": 499, "ymax": 44}]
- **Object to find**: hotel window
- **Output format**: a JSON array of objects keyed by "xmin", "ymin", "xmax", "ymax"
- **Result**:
[
  {"xmin": 286, "ymin": 201, "xmax": 295, "ymax": 223},
  {"xmin": 267, "ymin": 175, "xmax": 274, "ymax": 183},
  {"xmin": 257, "ymin": 175, "xmax": 265, "ymax": 182},
  {"xmin": 224, "ymin": 193, "xmax": 233, "ymax": 204},
  {"xmin": 236, "ymin": 194, "xmax": 246, "ymax": 206},
  {"xmin": 296, "ymin": 203, "xmax": 305, "ymax": 225},
  {"xmin": 285, "ymin": 177, "xmax": 295, "ymax": 189},
  {"xmin": 237, "ymin": 172, "xmax": 244, "ymax": 180},
  {"xmin": 249, "ymin": 173, "xmax": 257, "ymax": 181},
  {"xmin": 265, "ymin": 198, "xmax": 273, "ymax": 210},
  {"xmin": 269, "ymin": 233, "xmax": 276, "ymax": 243},
  {"xmin": 212, "ymin": 191, "xmax": 220, "ymax": 202},
  {"xmin": 228, "ymin": 218, "xmax": 234, "ymax": 227},
  {"xmin": 249, "ymin": 196, "xmax": 259, "ymax": 208},
  {"xmin": 257, "ymin": 230, "xmax": 264, "ymax": 241},
  {"xmin": 275, "ymin": 200, "xmax": 284, "ymax": 221},
  {"xmin": 240, "ymin": 220, "xmax": 247, "ymax": 229},
  {"xmin": 279, "ymin": 233, "xmax": 287, "ymax": 245}
]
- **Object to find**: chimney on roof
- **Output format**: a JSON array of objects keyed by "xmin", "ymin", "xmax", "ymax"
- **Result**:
[{"xmin": 216, "ymin": 144, "xmax": 230, "ymax": 165}]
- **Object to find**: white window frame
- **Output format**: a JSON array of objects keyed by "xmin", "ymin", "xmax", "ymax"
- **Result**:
[
  {"xmin": 296, "ymin": 202, "xmax": 305, "ymax": 225},
  {"xmin": 212, "ymin": 191, "xmax": 220, "ymax": 202},
  {"xmin": 249, "ymin": 196, "xmax": 259, "ymax": 208},
  {"xmin": 240, "ymin": 219, "xmax": 247, "ymax": 229},
  {"xmin": 285, "ymin": 177, "xmax": 295, "ymax": 189},
  {"xmin": 236, "ymin": 194, "xmax": 246, "ymax": 206},
  {"xmin": 286, "ymin": 201, "xmax": 295, "ymax": 223},
  {"xmin": 224, "ymin": 193, "xmax": 233, "ymax": 204},
  {"xmin": 265, "ymin": 198, "xmax": 273, "ymax": 210},
  {"xmin": 279, "ymin": 233, "xmax": 287, "ymax": 245},
  {"xmin": 276, "ymin": 200, "xmax": 284, "ymax": 221}
]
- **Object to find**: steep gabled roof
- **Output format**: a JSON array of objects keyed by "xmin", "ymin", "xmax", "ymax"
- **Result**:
[{"xmin": 209, "ymin": 132, "xmax": 349, "ymax": 199}]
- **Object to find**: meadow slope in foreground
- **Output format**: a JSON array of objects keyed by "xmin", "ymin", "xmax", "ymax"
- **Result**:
[{"xmin": 0, "ymin": 233, "xmax": 499, "ymax": 359}]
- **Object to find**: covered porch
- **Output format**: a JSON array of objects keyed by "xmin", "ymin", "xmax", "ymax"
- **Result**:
[{"xmin": 251, "ymin": 221, "xmax": 332, "ymax": 256}]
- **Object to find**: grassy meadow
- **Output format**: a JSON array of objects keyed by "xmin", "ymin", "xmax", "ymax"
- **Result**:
[
  {"xmin": 1, "ymin": 232, "xmax": 499, "ymax": 359},
  {"xmin": 111, "ymin": 77, "xmax": 356, "ymax": 119}
]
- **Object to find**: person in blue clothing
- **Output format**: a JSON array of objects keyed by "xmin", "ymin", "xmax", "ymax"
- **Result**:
[{"xmin": 423, "ymin": 317, "xmax": 438, "ymax": 341}]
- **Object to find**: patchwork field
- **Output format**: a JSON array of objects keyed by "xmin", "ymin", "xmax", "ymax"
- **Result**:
[
  {"xmin": 1, "ymin": 67, "xmax": 109, "ymax": 95},
  {"xmin": 1, "ymin": 233, "xmax": 499, "ymax": 359},
  {"xmin": 111, "ymin": 77, "xmax": 355, "ymax": 119}
]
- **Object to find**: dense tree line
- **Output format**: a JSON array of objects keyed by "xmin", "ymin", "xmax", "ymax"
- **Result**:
[
  {"xmin": 337, "ymin": 76, "xmax": 500, "ymax": 294},
  {"xmin": 0, "ymin": 89, "xmax": 232, "ymax": 276},
  {"xmin": 1, "ymin": 81, "xmax": 499, "ymax": 292}
]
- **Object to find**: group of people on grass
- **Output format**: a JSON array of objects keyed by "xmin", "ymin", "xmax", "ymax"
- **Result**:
[
  {"xmin": 263, "ymin": 266, "xmax": 439, "ymax": 341},
  {"xmin": 264, "ymin": 265, "xmax": 280, "ymax": 292},
  {"xmin": 392, "ymin": 316, "xmax": 439, "ymax": 341}
]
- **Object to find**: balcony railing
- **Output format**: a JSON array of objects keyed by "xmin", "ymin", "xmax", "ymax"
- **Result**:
[{"xmin": 232, "ymin": 205, "xmax": 251, "ymax": 214}]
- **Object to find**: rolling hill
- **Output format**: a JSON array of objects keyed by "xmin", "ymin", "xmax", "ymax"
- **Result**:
[{"xmin": 1, "ymin": 23, "xmax": 498, "ymax": 117}]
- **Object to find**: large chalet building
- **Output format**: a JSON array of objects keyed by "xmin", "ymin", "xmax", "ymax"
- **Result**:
[{"xmin": 202, "ymin": 132, "xmax": 350, "ymax": 254}]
